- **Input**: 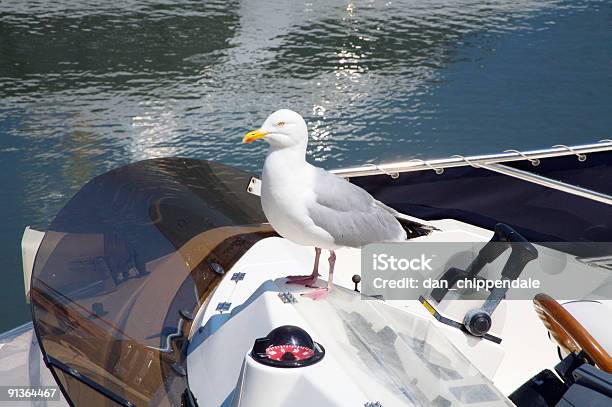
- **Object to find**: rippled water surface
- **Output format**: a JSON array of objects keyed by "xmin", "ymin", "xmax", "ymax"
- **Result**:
[{"xmin": 1, "ymin": 0, "xmax": 611, "ymax": 330}]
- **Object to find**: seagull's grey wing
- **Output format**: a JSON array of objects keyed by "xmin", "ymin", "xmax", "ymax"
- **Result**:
[{"xmin": 307, "ymin": 167, "xmax": 407, "ymax": 247}]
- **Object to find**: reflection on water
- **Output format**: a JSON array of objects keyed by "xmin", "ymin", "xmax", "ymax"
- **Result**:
[{"xmin": 1, "ymin": 0, "xmax": 611, "ymax": 330}]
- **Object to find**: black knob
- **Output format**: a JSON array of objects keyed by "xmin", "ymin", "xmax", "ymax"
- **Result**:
[
  {"xmin": 463, "ymin": 309, "xmax": 492, "ymax": 337},
  {"xmin": 352, "ymin": 274, "xmax": 361, "ymax": 292},
  {"xmin": 281, "ymin": 352, "xmax": 296, "ymax": 361}
]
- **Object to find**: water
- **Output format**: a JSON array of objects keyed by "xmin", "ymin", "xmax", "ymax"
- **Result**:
[{"xmin": 1, "ymin": 0, "xmax": 611, "ymax": 332}]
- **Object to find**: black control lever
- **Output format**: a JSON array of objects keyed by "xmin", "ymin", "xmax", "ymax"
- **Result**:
[
  {"xmin": 497, "ymin": 225, "xmax": 539, "ymax": 280},
  {"xmin": 466, "ymin": 223, "xmax": 517, "ymax": 278},
  {"xmin": 431, "ymin": 223, "xmax": 517, "ymax": 303},
  {"xmin": 463, "ymin": 225, "xmax": 538, "ymax": 337}
]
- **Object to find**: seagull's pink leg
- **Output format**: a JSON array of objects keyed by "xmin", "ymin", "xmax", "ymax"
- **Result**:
[
  {"xmin": 286, "ymin": 247, "xmax": 321, "ymax": 287},
  {"xmin": 302, "ymin": 250, "xmax": 335, "ymax": 300}
]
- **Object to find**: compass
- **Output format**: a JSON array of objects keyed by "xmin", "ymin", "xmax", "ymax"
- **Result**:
[{"xmin": 251, "ymin": 325, "xmax": 325, "ymax": 368}]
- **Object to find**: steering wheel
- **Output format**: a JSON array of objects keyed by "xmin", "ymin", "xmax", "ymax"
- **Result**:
[{"xmin": 533, "ymin": 293, "xmax": 612, "ymax": 373}]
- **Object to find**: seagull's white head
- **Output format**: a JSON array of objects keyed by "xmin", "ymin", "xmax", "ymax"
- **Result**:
[{"xmin": 243, "ymin": 109, "xmax": 308, "ymax": 150}]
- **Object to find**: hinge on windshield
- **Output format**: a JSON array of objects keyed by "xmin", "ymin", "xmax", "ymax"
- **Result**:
[
  {"xmin": 246, "ymin": 177, "xmax": 261, "ymax": 196},
  {"xmin": 216, "ymin": 302, "xmax": 231, "ymax": 312},
  {"xmin": 231, "ymin": 272, "xmax": 246, "ymax": 281},
  {"xmin": 278, "ymin": 292, "xmax": 297, "ymax": 304}
]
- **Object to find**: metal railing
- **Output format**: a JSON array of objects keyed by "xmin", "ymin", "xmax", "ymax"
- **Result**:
[
  {"xmin": 480, "ymin": 163, "xmax": 612, "ymax": 206},
  {"xmin": 331, "ymin": 140, "xmax": 612, "ymax": 206},
  {"xmin": 331, "ymin": 140, "xmax": 612, "ymax": 177}
]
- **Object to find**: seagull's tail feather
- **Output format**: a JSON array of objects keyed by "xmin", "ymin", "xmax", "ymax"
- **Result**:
[{"xmin": 395, "ymin": 217, "xmax": 434, "ymax": 240}]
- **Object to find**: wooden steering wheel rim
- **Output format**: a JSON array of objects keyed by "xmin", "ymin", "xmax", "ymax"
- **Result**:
[{"xmin": 533, "ymin": 293, "xmax": 612, "ymax": 373}]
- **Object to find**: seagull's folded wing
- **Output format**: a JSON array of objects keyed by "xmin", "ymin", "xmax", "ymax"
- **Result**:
[{"xmin": 307, "ymin": 168, "xmax": 407, "ymax": 247}]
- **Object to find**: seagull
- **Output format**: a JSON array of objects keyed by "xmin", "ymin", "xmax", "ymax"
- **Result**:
[{"xmin": 243, "ymin": 109, "xmax": 407, "ymax": 300}]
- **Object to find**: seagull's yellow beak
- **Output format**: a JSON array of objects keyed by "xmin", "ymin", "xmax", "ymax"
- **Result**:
[{"xmin": 243, "ymin": 129, "xmax": 269, "ymax": 144}]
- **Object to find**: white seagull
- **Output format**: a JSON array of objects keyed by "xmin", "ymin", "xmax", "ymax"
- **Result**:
[{"xmin": 243, "ymin": 109, "xmax": 407, "ymax": 300}]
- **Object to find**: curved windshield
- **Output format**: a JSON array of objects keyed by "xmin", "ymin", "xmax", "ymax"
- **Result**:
[{"xmin": 30, "ymin": 158, "xmax": 273, "ymax": 406}]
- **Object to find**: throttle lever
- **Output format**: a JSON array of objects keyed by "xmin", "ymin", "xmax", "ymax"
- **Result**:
[
  {"xmin": 432, "ymin": 223, "xmax": 517, "ymax": 303},
  {"xmin": 464, "ymin": 225, "xmax": 538, "ymax": 337}
]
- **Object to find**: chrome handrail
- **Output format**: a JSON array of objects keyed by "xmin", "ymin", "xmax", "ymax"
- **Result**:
[
  {"xmin": 480, "ymin": 163, "xmax": 612, "ymax": 206},
  {"xmin": 331, "ymin": 140, "xmax": 612, "ymax": 178},
  {"xmin": 331, "ymin": 140, "xmax": 612, "ymax": 207}
]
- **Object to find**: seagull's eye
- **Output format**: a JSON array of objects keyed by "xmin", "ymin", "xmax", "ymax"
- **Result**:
[{"xmin": 275, "ymin": 121, "xmax": 286, "ymax": 128}]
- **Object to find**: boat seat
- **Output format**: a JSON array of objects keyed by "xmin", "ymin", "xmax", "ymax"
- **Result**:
[{"xmin": 561, "ymin": 300, "xmax": 612, "ymax": 355}]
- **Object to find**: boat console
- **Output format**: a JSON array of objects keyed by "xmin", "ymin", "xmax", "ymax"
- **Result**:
[
  {"xmin": 185, "ymin": 232, "xmax": 610, "ymax": 406},
  {"xmin": 186, "ymin": 240, "xmax": 514, "ymax": 406},
  {"xmin": 423, "ymin": 223, "xmax": 539, "ymax": 341},
  {"xmin": 14, "ymin": 147, "xmax": 611, "ymax": 406}
]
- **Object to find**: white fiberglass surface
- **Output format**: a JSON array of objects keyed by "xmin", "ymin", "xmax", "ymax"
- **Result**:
[
  {"xmin": 294, "ymin": 287, "xmax": 513, "ymax": 406},
  {"xmin": 0, "ymin": 323, "xmax": 68, "ymax": 406}
]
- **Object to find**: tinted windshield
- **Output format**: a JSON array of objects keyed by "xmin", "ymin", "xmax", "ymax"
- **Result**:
[{"xmin": 30, "ymin": 158, "xmax": 273, "ymax": 406}]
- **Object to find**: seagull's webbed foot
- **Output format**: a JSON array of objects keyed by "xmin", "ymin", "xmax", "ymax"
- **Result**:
[
  {"xmin": 301, "ymin": 287, "xmax": 330, "ymax": 301},
  {"xmin": 285, "ymin": 247, "xmax": 321, "ymax": 287},
  {"xmin": 301, "ymin": 250, "xmax": 336, "ymax": 301},
  {"xmin": 285, "ymin": 273, "xmax": 319, "ymax": 287}
]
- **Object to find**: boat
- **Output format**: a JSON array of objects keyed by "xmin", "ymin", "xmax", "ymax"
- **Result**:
[{"xmin": 1, "ymin": 140, "xmax": 611, "ymax": 406}]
